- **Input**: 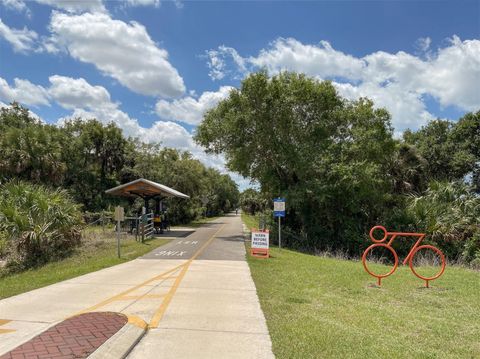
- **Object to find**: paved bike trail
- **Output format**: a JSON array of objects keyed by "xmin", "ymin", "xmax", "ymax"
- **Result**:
[
  {"xmin": 128, "ymin": 213, "xmax": 273, "ymax": 358},
  {"xmin": 0, "ymin": 214, "xmax": 273, "ymax": 359}
]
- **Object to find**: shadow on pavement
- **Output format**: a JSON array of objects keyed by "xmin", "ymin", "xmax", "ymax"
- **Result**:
[
  {"xmin": 195, "ymin": 221, "xmax": 226, "ymax": 227},
  {"xmin": 153, "ymin": 230, "xmax": 195, "ymax": 238},
  {"xmin": 215, "ymin": 234, "xmax": 244, "ymax": 242}
]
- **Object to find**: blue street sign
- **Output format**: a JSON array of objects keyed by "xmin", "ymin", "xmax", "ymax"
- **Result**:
[{"xmin": 273, "ymin": 197, "xmax": 286, "ymax": 217}]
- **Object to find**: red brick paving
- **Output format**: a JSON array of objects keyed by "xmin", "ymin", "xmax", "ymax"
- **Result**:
[{"xmin": 0, "ymin": 312, "xmax": 127, "ymax": 359}]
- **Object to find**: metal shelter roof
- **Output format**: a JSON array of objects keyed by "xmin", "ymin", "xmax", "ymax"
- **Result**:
[{"xmin": 105, "ymin": 178, "xmax": 189, "ymax": 199}]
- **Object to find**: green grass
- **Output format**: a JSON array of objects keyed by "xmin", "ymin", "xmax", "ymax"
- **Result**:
[
  {"xmin": 241, "ymin": 212, "xmax": 259, "ymax": 230},
  {"xmin": 0, "ymin": 227, "xmax": 170, "ymax": 299},
  {"xmin": 244, "ymin": 219, "xmax": 480, "ymax": 358}
]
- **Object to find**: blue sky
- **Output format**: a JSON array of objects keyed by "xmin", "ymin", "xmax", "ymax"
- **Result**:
[{"xmin": 0, "ymin": 0, "xmax": 479, "ymax": 189}]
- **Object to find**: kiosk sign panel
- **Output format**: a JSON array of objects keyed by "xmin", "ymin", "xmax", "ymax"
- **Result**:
[
  {"xmin": 273, "ymin": 197, "xmax": 285, "ymax": 249},
  {"xmin": 273, "ymin": 198, "xmax": 285, "ymax": 217},
  {"xmin": 114, "ymin": 206, "xmax": 125, "ymax": 221}
]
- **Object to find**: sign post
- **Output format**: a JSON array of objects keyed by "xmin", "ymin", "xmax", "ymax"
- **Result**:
[
  {"xmin": 278, "ymin": 217, "xmax": 281, "ymax": 249},
  {"xmin": 273, "ymin": 198, "xmax": 285, "ymax": 249},
  {"xmin": 114, "ymin": 206, "xmax": 125, "ymax": 258},
  {"xmin": 141, "ymin": 206, "xmax": 146, "ymax": 242},
  {"xmin": 251, "ymin": 229, "xmax": 269, "ymax": 258}
]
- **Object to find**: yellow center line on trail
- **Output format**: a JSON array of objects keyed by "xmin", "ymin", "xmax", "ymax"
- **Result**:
[
  {"xmin": 73, "ymin": 221, "xmax": 226, "ymax": 328},
  {"xmin": 74, "ymin": 262, "xmax": 186, "ymax": 316},
  {"xmin": 149, "ymin": 223, "xmax": 227, "ymax": 328},
  {"xmin": 0, "ymin": 319, "xmax": 15, "ymax": 334}
]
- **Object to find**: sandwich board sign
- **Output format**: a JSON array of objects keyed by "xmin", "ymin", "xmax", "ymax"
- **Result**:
[{"xmin": 251, "ymin": 229, "xmax": 269, "ymax": 258}]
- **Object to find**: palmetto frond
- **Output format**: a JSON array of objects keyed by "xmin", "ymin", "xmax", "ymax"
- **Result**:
[{"xmin": 0, "ymin": 181, "xmax": 83, "ymax": 268}]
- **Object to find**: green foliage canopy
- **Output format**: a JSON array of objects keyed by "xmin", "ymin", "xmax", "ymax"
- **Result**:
[
  {"xmin": 404, "ymin": 111, "xmax": 480, "ymax": 190},
  {"xmin": 196, "ymin": 71, "xmax": 396, "ymax": 252},
  {"xmin": 196, "ymin": 71, "xmax": 480, "ymax": 264},
  {"xmin": 0, "ymin": 103, "xmax": 239, "ymax": 222}
]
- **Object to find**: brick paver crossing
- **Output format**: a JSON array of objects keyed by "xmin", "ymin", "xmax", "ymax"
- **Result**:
[{"xmin": 0, "ymin": 312, "xmax": 127, "ymax": 359}]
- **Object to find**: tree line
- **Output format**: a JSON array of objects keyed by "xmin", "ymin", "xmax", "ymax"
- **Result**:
[
  {"xmin": 0, "ymin": 103, "xmax": 240, "ymax": 223},
  {"xmin": 196, "ymin": 71, "xmax": 480, "ymax": 266}
]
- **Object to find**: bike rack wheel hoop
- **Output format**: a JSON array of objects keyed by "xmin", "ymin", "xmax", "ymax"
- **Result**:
[
  {"xmin": 362, "ymin": 243, "xmax": 399, "ymax": 286},
  {"xmin": 409, "ymin": 245, "xmax": 446, "ymax": 288}
]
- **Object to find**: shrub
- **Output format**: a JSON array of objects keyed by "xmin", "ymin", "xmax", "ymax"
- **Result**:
[
  {"xmin": 0, "ymin": 181, "xmax": 83, "ymax": 270},
  {"xmin": 407, "ymin": 181, "xmax": 480, "ymax": 264},
  {"xmin": 462, "ymin": 232, "xmax": 480, "ymax": 268}
]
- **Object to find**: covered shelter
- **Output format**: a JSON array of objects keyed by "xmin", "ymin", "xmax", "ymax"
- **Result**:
[
  {"xmin": 105, "ymin": 178, "xmax": 189, "ymax": 214},
  {"xmin": 106, "ymin": 178, "xmax": 190, "ymax": 238}
]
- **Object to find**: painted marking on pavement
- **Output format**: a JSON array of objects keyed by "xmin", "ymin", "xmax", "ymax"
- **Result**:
[
  {"xmin": 72, "ymin": 222, "xmax": 226, "ymax": 330},
  {"xmin": 149, "ymin": 223, "xmax": 226, "ymax": 328},
  {"xmin": 75, "ymin": 263, "xmax": 185, "ymax": 315},
  {"xmin": 127, "ymin": 314, "xmax": 148, "ymax": 330},
  {"xmin": 155, "ymin": 250, "xmax": 187, "ymax": 257},
  {"xmin": 0, "ymin": 319, "xmax": 16, "ymax": 334}
]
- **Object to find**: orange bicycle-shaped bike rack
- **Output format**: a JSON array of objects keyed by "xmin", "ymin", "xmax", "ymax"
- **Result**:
[{"xmin": 362, "ymin": 226, "xmax": 446, "ymax": 287}]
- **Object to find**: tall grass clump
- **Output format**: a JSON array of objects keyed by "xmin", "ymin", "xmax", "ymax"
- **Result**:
[{"xmin": 0, "ymin": 181, "xmax": 83, "ymax": 270}]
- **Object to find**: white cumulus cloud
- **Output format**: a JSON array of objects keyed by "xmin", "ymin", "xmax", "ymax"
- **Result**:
[
  {"xmin": 420, "ymin": 36, "xmax": 480, "ymax": 111},
  {"xmin": 48, "ymin": 75, "xmax": 112, "ymax": 110},
  {"xmin": 35, "ymin": 0, "xmax": 106, "ymax": 13},
  {"xmin": 48, "ymin": 12, "xmax": 185, "ymax": 98},
  {"xmin": 0, "ymin": 77, "xmax": 50, "ymax": 106},
  {"xmin": 125, "ymin": 0, "xmax": 160, "ymax": 7},
  {"xmin": 1, "ymin": 0, "xmax": 30, "ymax": 16},
  {"xmin": 155, "ymin": 86, "xmax": 233, "ymax": 125},
  {"xmin": 250, "ymin": 38, "xmax": 365, "ymax": 80},
  {"xmin": 46, "ymin": 76, "xmax": 197, "ymax": 153},
  {"xmin": 206, "ymin": 36, "xmax": 480, "ymax": 131},
  {"xmin": 0, "ymin": 18, "xmax": 38, "ymax": 53}
]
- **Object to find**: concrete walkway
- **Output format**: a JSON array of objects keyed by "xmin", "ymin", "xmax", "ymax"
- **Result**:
[
  {"xmin": 0, "ymin": 213, "xmax": 274, "ymax": 358},
  {"xmin": 128, "ymin": 214, "xmax": 273, "ymax": 359}
]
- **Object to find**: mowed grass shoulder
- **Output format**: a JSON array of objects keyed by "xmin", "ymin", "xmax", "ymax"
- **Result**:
[
  {"xmin": 0, "ymin": 228, "xmax": 170, "ymax": 299},
  {"xmin": 241, "ymin": 212, "xmax": 259, "ymax": 230},
  {"xmin": 247, "ymin": 240, "xmax": 480, "ymax": 358}
]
